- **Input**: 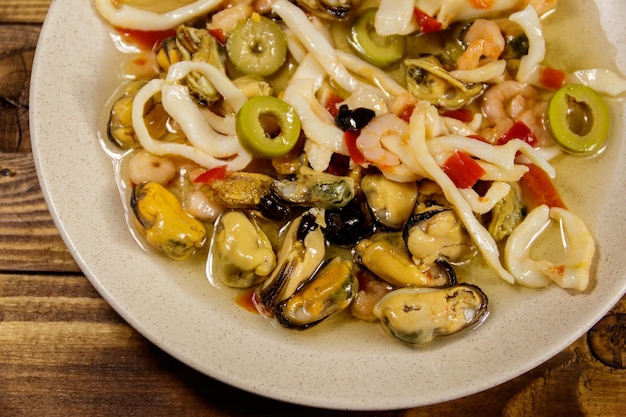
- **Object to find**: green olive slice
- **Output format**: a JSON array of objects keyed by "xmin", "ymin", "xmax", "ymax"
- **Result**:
[
  {"xmin": 547, "ymin": 84, "xmax": 610, "ymax": 155},
  {"xmin": 348, "ymin": 8, "xmax": 406, "ymax": 68},
  {"xmin": 226, "ymin": 14, "xmax": 287, "ymax": 77},
  {"xmin": 236, "ymin": 95, "xmax": 301, "ymax": 158}
]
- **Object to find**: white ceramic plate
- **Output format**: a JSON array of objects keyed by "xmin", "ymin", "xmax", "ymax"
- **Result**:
[{"xmin": 31, "ymin": 0, "xmax": 626, "ymax": 410}]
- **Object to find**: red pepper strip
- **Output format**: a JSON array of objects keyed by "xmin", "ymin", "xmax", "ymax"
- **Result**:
[
  {"xmin": 413, "ymin": 8, "xmax": 443, "ymax": 33},
  {"xmin": 497, "ymin": 120, "xmax": 539, "ymax": 147},
  {"xmin": 442, "ymin": 150, "xmax": 486, "ymax": 189},
  {"xmin": 441, "ymin": 108, "xmax": 474, "ymax": 123},
  {"xmin": 519, "ymin": 163, "xmax": 567, "ymax": 209},
  {"xmin": 325, "ymin": 93, "xmax": 344, "ymax": 118},
  {"xmin": 193, "ymin": 165, "xmax": 228, "ymax": 183},
  {"xmin": 115, "ymin": 28, "xmax": 176, "ymax": 50},
  {"xmin": 540, "ymin": 67, "xmax": 567, "ymax": 90},
  {"xmin": 208, "ymin": 28, "xmax": 227, "ymax": 45},
  {"xmin": 344, "ymin": 130, "xmax": 367, "ymax": 165}
]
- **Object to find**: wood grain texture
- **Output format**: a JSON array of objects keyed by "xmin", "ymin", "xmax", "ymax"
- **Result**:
[
  {"xmin": 0, "ymin": 272, "xmax": 623, "ymax": 417},
  {"xmin": 0, "ymin": 0, "xmax": 50, "ymax": 23},
  {"xmin": 0, "ymin": 152, "xmax": 80, "ymax": 272},
  {"xmin": 0, "ymin": 1, "xmax": 624, "ymax": 416}
]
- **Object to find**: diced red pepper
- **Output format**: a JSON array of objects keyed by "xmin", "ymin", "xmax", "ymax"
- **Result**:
[
  {"xmin": 208, "ymin": 28, "xmax": 227, "ymax": 45},
  {"xmin": 413, "ymin": 8, "xmax": 443, "ymax": 33},
  {"xmin": 442, "ymin": 150, "xmax": 486, "ymax": 189},
  {"xmin": 344, "ymin": 130, "xmax": 367, "ymax": 165},
  {"xmin": 540, "ymin": 67, "xmax": 567, "ymax": 90},
  {"xmin": 519, "ymin": 163, "xmax": 567, "ymax": 209},
  {"xmin": 193, "ymin": 165, "xmax": 228, "ymax": 183},
  {"xmin": 497, "ymin": 120, "xmax": 539, "ymax": 147},
  {"xmin": 441, "ymin": 108, "xmax": 474, "ymax": 123},
  {"xmin": 115, "ymin": 28, "xmax": 176, "ymax": 50},
  {"xmin": 325, "ymin": 93, "xmax": 344, "ymax": 118}
]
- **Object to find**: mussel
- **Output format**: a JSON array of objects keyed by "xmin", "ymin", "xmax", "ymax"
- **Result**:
[
  {"xmin": 257, "ymin": 211, "xmax": 326, "ymax": 311},
  {"xmin": 131, "ymin": 182, "xmax": 207, "ymax": 261},
  {"xmin": 276, "ymin": 257, "xmax": 358, "ymax": 329},
  {"xmin": 353, "ymin": 232, "xmax": 455, "ymax": 288},
  {"xmin": 271, "ymin": 167, "xmax": 355, "ymax": 210},
  {"xmin": 487, "ymin": 183, "xmax": 525, "ymax": 242},
  {"xmin": 373, "ymin": 284, "xmax": 489, "ymax": 344},
  {"xmin": 402, "ymin": 206, "xmax": 472, "ymax": 266},
  {"xmin": 107, "ymin": 81, "xmax": 146, "ymax": 150},
  {"xmin": 201, "ymin": 172, "xmax": 274, "ymax": 210},
  {"xmin": 405, "ymin": 56, "xmax": 483, "ymax": 109},
  {"xmin": 361, "ymin": 173, "xmax": 418, "ymax": 230},
  {"xmin": 295, "ymin": 0, "xmax": 352, "ymax": 20},
  {"xmin": 155, "ymin": 25, "xmax": 225, "ymax": 105},
  {"xmin": 208, "ymin": 211, "xmax": 276, "ymax": 288}
]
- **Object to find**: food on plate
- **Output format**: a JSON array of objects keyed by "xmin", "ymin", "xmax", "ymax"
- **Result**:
[{"xmin": 96, "ymin": 0, "xmax": 625, "ymax": 344}]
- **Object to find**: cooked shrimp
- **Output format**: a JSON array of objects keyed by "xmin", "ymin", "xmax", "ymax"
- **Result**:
[
  {"xmin": 184, "ymin": 190, "xmax": 224, "ymax": 222},
  {"xmin": 207, "ymin": 3, "xmax": 253, "ymax": 35},
  {"xmin": 127, "ymin": 149, "xmax": 176, "ymax": 185},
  {"xmin": 356, "ymin": 113, "xmax": 406, "ymax": 167},
  {"xmin": 456, "ymin": 19, "xmax": 505, "ymax": 70},
  {"xmin": 351, "ymin": 273, "xmax": 393, "ymax": 322},
  {"xmin": 480, "ymin": 80, "xmax": 550, "ymax": 143}
]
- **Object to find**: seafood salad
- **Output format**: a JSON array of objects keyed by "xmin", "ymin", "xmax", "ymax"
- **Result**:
[{"xmin": 96, "ymin": 0, "xmax": 625, "ymax": 345}]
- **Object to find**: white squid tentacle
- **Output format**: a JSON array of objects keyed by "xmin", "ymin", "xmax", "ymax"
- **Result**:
[
  {"xmin": 272, "ymin": 0, "xmax": 359, "ymax": 93},
  {"xmin": 161, "ymin": 84, "xmax": 241, "ymax": 158},
  {"xmin": 504, "ymin": 205, "xmax": 595, "ymax": 291},
  {"xmin": 94, "ymin": 0, "xmax": 223, "ymax": 31},
  {"xmin": 132, "ymin": 79, "xmax": 252, "ymax": 171},
  {"xmin": 409, "ymin": 102, "xmax": 515, "ymax": 284}
]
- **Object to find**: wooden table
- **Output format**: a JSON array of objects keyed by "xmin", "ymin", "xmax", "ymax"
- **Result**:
[{"xmin": 1, "ymin": 1, "xmax": 624, "ymax": 415}]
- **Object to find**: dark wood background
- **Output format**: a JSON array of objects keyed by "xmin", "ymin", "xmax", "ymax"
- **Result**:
[{"xmin": 1, "ymin": 1, "xmax": 624, "ymax": 415}]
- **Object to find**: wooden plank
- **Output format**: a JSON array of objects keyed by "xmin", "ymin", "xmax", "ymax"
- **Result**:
[
  {"xmin": 0, "ymin": 25, "xmax": 39, "ymax": 154},
  {"xmin": 0, "ymin": 0, "xmax": 51, "ymax": 24},
  {"xmin": 0, "ymin": 153, "xmax": 80, "ymax": 272},
  {"xmin": 0, "ymin": 272, "xmax": 623, "ymax": 417}
]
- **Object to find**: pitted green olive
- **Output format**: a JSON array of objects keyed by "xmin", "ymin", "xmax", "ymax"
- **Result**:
[
  {"xmin": 236, "ymin": 95, "xmax": 301, "ymax": 158},
  {"xmin": 547, "ymin": 84, "xmax": 610, "ymax": 155},
  {"xmin": 226, "ymin": 14, "xmax": 287, "ymax": 77},
  {"xmin": 348, "ymin": 8, "xmax": 406, "ymax": 68}
]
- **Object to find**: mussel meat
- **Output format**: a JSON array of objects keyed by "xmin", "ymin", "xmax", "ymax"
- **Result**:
[
  {"xmin": 402, "ymin": 206, "xmax": 472, "ymax": 266},
  {"xmin": 487, "ymin": 182, "xmax": 525, "ymax": 242},
  {"xmin": 208, "ymin": 211, "xmax": 276, "ymax": 288},
  {"xmin": 354, "ymin": 232, "xmax": 455, "ymax": 288},
  {"xmin": 295, "ymin": 0, "xmax": 352, "ymax": 20},
  {"xmin": 107, "ymin": 81, "xmax": 146, "ymax": 150},
  {"xmin": 361, "ymin": 173, "xmax": 418, "ymax": 230},
  {"xmin": 155, "ymin": 25, "xmax": 226, "ymax": 105},
  {"xmin": 131, "ymin": 182, "xmax": 207, "ymax": 260},
  {"xmin": 201, "ymin": 171, "xmax": 274, "ymax": 210},
  {"xmin": 271, "ymin": 167, "xmax": 355, "ymax": 210},
  {"xmin": 373, "ymin": 284, "xmax": 489, "ymax": 344},
  {"xmin": 257, "ymin": 211, "xmax": 326, "ymax": 311},
  {"xmin": 405, "ymin": 56, "xmax": 483, "ymax": 109},
  {"xmin": 276, "ymin": 257, "xmax": 358, "ymax": 329}
]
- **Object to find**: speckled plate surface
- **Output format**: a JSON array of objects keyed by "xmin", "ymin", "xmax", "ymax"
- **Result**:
[{"xmin": 30, "ymin": 0, "xmax": 626, "ymax": 410}]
